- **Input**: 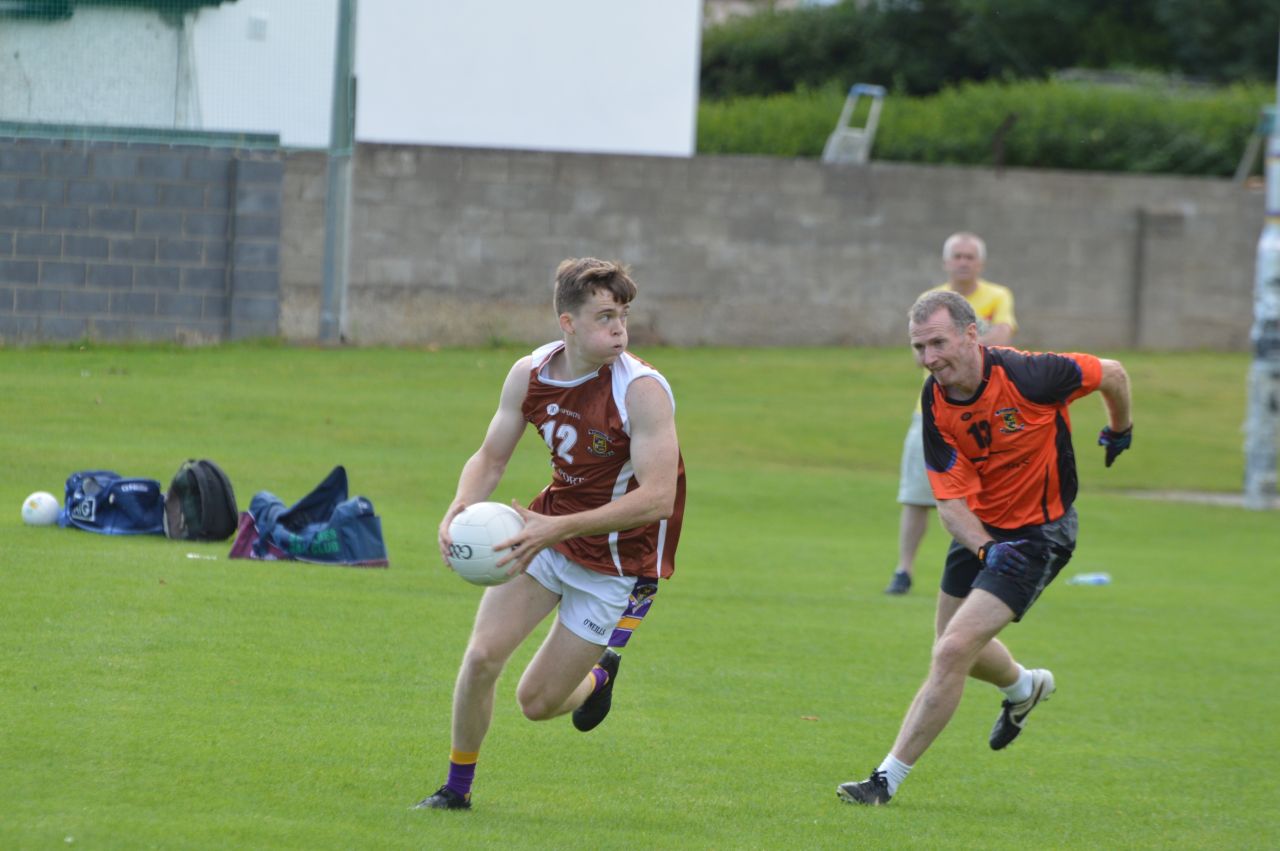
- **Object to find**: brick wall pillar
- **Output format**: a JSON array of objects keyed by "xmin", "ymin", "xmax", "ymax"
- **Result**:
[{"xmin": 0, "ymin": 131, "xmax": 282, "ymax": 344}]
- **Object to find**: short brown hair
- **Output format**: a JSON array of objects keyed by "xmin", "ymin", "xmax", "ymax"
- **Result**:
[
  {"xmin": 553, "ymin": 258, "xmax": 637, "ymax": 316},
  {"xmin": 910, "ymin": 289, "xmax": 976, "ymax": 332}
]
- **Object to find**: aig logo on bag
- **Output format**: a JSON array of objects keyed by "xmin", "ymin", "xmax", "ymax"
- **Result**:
[{"xmin": 71, "ymin": 498, "xmax": 96, "ymax": 523}]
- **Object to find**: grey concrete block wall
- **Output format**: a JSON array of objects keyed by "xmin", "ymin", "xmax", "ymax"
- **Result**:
[
  {"xmin": 5, "ymin": 135, "xmax": 1260, "ymax": 350},
  {"xmin": 282, "ymin": 144, "xmax": 1263, "ymax": 351},
  {"xmin": 0, "ymin": 134, "xmax": 282, "ymax": 344}
]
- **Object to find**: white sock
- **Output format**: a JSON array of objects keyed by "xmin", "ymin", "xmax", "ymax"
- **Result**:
[
  {"xmin": 877, "ymin": 754, "xmax": 912, "ymax": 796},
  {"xmin": 1000, "ymin": 665, "xmax": 1033, "ymax": 703}
]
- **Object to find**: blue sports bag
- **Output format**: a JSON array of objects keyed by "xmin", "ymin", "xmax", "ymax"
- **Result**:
[
  {"xmin": 59, "ymin": 470, "xmax": 166, "ymax": 536},
  {"xmin": 228, "ymin": 465, "xmax": 389, "ymax": 567}
]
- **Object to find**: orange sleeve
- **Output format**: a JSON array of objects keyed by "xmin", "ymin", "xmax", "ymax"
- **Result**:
[{"xmin": 1063, "ymin": 353, "xmax": 1103, "ymax": 403}]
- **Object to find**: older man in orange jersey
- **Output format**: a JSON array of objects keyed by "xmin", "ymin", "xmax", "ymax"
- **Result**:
[
  {"xmin": 886, "ymin": 231, "xmax": 1017, "ymax": 595},
  {"xmin": 839, "ymin": 289, "xmax": 1133, "ymax": 806}
]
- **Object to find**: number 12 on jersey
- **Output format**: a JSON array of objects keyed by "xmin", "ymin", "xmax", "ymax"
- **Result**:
[{"xmin": 541, "ymin": 420, "xmax": 578, "ymax": 464}]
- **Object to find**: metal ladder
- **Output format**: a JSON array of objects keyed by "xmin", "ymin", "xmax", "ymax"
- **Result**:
[
  {"xmin": 1236, "ymin": 105, "xmax": 1276, "ymax": 183},
  {"xmin": 821, "ymin": 83, "xmax": 886, "ymax": 165}
]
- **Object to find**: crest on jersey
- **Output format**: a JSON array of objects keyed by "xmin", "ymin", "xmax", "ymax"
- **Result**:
[
  {"xmin": 587, "ymin": 429, "xmax": 615, "ymax": 457},
  {"xmin": 995, "ymin": 407, "xmax": 1026, "ymax": 433}
]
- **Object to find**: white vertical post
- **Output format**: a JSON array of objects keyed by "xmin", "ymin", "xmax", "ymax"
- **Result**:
[{"xmin": 1243, "ymin": 30, "xmax": 1280, "ymax": 509}]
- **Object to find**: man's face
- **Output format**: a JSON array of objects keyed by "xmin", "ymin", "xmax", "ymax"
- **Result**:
[
  {"xmin": 564, "ymin": 288, "xmax": 629, "ymax": 363},
  {"xmin": 944, "ymin": 239, "xmax": 984, "ymax": 288},
  {"xmin": 909, "ymin": 307, "xmax": 979, "ymax": 390}
]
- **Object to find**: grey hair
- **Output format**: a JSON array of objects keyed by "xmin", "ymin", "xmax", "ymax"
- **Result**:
[
  {"xmin": 909, "ymin": 289, "xmax": 976, "ymax": 332},
  {"xmin": 942, "ymin": 231, "xmax": 986, "ymax": 262}
]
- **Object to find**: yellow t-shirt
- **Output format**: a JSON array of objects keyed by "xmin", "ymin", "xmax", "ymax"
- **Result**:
[
  {"xmin": 913, "ymin": 279, "xmax": 1017, "ymax": 412},
  {"xmin": 928, "ymin": 279, "xmax": 1017, "ymax": 335}
]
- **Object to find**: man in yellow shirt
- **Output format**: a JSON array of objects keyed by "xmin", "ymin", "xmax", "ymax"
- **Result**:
[{"xmin": 885, "ymin": 232, "xmax": 1017, "ymax": 595}]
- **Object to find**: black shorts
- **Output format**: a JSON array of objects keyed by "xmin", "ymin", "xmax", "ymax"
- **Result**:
[{"xmin": 940, "ymin": 507, "xmax": 1078, "ymax": 622}]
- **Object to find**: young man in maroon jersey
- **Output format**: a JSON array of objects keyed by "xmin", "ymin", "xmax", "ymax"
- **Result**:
[
  {"xmin": 839, "ymin": 289, "xmax": 1132, "ymax": 806},
  {"xmin": 417, "ymin": 258, "xmax": 686, "ymax": 811}
]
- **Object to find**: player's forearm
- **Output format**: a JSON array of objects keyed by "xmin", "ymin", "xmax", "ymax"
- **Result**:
[
  {"xmin": 979, "ymin": 323, "xmax": 1014, "ymax": 347},
  {"xmin": 1098, "ymin": 359, "xmax": 1132, "ymax": 431},
  {"xmin": 547, "ymin": 481, "xmax": 676, "ymax": 542},
  {"xmin": 450, "ymin": 451, "xmax": 508, "ymax": 510},
  {"xmin": 936, "ymin": 498, "xmax": 991, "ymax": 555}
]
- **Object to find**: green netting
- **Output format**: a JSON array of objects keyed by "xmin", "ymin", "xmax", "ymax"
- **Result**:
[
  {"xmin": 0, "ymin": 119, "xmax": 279, "ymax": 148},
  {"xmin": 0, "ymin": 1, "xmax": 227, "ymax": 21},
  {"xmin": 1, "ymin": 0, "xmax": 331, "ymax": 149}
]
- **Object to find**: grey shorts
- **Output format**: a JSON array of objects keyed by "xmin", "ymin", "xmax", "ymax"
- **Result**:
[
  {"xmin": 940, "ymin": 507, "xmax": 1078, "ymax": 622},
  {"xmin": 897, "ymin": 413, "xmax": 936, "ymax": 507}
]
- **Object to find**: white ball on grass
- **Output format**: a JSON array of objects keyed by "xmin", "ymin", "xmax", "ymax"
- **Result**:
[{"xmin": 22, "ymin": 491, "xmax": 60, "ymax": 526}]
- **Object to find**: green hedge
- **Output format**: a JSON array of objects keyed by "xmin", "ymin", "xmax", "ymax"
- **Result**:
[
  {"xmin": 701, "ymin": 1, "xmax": 985, "ymax": 99},
  {"xmin": 697, "ymin": 80, "xmax": 1274, "ymax": 176},
  {"xmin": 701, "ymin": 0, "xmax": 1280, "ymax": 99}
]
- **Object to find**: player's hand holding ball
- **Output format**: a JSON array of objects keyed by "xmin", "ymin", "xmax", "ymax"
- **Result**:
[{"xmin": 1097, "ymin": 424, "xmax": 1133, "ymax": 467}]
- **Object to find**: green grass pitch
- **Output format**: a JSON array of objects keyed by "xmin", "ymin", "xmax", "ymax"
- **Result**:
[{"xmin": 1, "ymin": 343, "xmax": 1276, "ymax": 849}]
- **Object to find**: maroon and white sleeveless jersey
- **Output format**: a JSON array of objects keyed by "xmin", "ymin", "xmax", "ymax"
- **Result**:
[{"xmin": 522, "ymin": 341, "xmax": 686, "ymax": 579}]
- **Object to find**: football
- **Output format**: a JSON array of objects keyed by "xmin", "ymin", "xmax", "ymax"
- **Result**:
[
  {"xmin": 447, "ymin": 502, "xmax": 525, "ymax": 586},
  {"xmin": 22, "ymin": 491, "xmax": 60, "ymax": 526}
]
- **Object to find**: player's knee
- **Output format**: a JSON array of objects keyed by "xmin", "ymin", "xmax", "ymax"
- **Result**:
[
  {"xmin": 461, "ymin": 642, "xmax": 506, "ymax": 683},
  {"xmin": 931, "ymin": 632, "xmax": 977, "ymax": 674},
  {"xmin": 515, "ymin": 685, "xmax": 557, "ymax": 721}
]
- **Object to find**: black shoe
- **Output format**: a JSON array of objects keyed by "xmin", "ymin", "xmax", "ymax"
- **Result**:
[
  {"xmin": 572, "ymin": 649, "xmax": 620, "ymax": 732},
  {"xmin": 990, "ymin": 668, "xmax": 1055, "ymax": 750},
  {"xmin": 884, "ymin": 570, "xmax": 912, "ymax": 595},
  {"xmin": 413, "ymin": 785, "xmax": 471, "ymax": 810},
  {"xmin": 837, "ymin": 770, "xmax": 893, "ymax": 806}
]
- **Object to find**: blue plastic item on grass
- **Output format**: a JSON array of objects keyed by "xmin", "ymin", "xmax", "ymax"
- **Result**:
[{"xmin": 1066, "ymin": 572, "xmax": 1112, "ymax": 586}]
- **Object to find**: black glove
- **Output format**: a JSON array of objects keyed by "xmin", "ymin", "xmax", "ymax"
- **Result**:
[
  {"xmin": 1097, "ymin": 424, "xmax": 1133, "ymax": 468},
  {"xmin": 978, "ymin": 539, "xmax": 1030, "ymax": 576}
]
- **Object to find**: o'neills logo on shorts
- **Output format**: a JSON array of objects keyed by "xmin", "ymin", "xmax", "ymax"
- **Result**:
[{"xmin": 582, "ymin": 617, "xmax": 607, "ymax": 635}]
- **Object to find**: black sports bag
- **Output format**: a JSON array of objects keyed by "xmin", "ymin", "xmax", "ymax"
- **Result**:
[{"xmin": 164, "ymin": 459, "xmax": 239, "ymax": 541}]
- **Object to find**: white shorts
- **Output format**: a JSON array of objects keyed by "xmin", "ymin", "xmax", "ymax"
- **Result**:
[
  {"xmin": 525, "ymin": 548, "xmax": 633, "ymax": 646},
  {"xmin": 897, "ymin": 412, "xmax": 937, "ymax": 507}
]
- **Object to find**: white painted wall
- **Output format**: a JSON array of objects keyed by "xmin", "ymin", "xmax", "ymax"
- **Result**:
[
  {"xmin": 0, "ymin": 0, "xmax": 702, "ymax": 157},
  {"xmin": 188, "ymin": 0, "xmax": 338, "ymax": 147},
  {"xmin": 354, "ymin": 0, "xmax": 704, "ymax": 156}
]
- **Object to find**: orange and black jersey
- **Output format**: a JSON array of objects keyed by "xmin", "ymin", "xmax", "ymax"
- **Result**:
[{"xmin": 922, "ymin": 347, "xmax": 1103, "ymax": 530}]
